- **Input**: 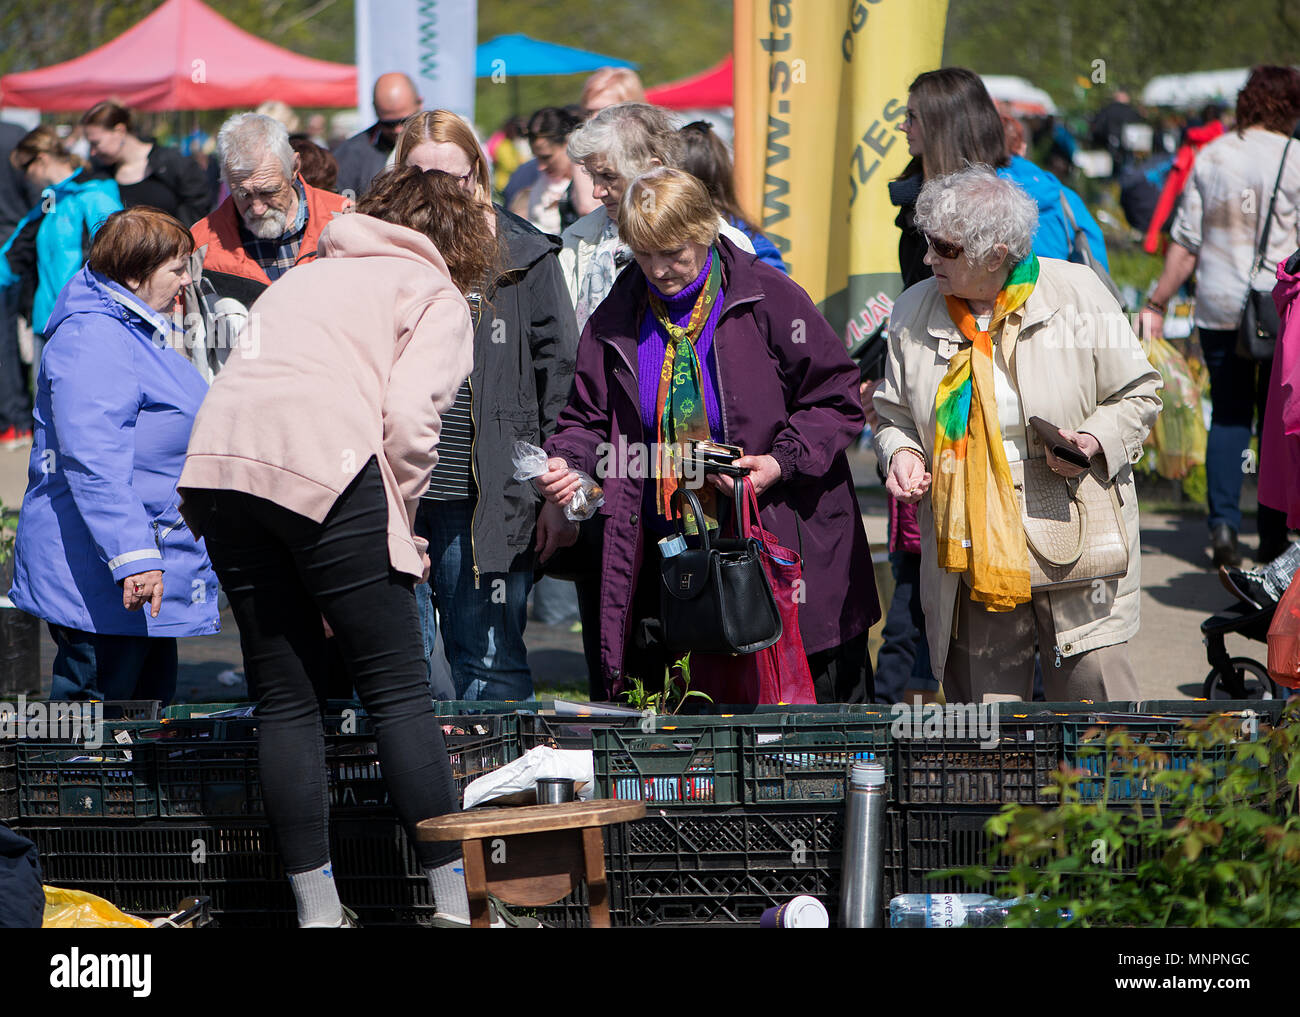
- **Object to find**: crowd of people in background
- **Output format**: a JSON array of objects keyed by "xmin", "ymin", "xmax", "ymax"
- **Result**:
[
  {"xmin": 1, "ymin": 64, "xmax": 1299, "ymax": 710},
  {"xmin": 2, "ymin": 57, "xmax": 1298, "ymax": 928}
]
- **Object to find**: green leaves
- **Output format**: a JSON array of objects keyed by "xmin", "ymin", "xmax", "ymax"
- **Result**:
[{"xmin": 935, "ymin": 702, "xmax": 1300, "ymax": 927}]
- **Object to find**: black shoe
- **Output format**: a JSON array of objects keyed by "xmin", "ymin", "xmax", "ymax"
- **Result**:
[
  {"xmin": 1210, "ymin": 524, "xmax": 1241, "ymax": 568},
  {"xmin": 1218, "ymin": 565, "xmax": 1276, "ymax": 610}
]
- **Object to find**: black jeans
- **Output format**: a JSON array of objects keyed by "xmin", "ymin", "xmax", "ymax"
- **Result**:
[
  {"xmin": 0, "ymin": 286, "xmax": 31, "ymax": 432},
  {"xmin": 186, "ymin": 459, "xmax": 459, "ymax": 873}
]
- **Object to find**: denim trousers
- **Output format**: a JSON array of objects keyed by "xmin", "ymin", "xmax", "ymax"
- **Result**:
[
  {"xmin": 414, "ymin": 498, "xmax": 534, "ymax": 702},
  {"xmin": 186, "ymin": 459, "xmax": 459, "ymax": 872},
  {"xmin": 48, "ymin": 625, "xmax": 177, "ymax": 703},
  {"xmin": 872, "ymin": 550, "xmax": 938, "ymax": 704}
]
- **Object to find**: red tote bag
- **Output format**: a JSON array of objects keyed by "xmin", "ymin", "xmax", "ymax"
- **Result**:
[{"xmin": 691, "ymin": 478, "xmax": 818, "ymax": 705}]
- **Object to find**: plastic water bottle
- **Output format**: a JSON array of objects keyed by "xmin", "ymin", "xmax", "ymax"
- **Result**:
[
  {"xmin": 839, "ymin": 761, "xmax": 886, "ymax": 928},
  {"xmin": 888, "ymin": 893, "xmax": 1016, "ymax": 928}
]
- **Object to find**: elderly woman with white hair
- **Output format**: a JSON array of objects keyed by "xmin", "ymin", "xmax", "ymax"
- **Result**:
[
  {"xmin": 560, "ymin": 102, "xmax": 753, "ymax": 330},
  {"xmin": 873, "ymin": 166, "xmax": 1162, "ymax": 704}
]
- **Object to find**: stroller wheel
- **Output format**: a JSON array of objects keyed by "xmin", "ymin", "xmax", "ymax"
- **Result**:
[{"xmin": 1202, "ymin": 658, "xmax": 1280, "ymax": 700}]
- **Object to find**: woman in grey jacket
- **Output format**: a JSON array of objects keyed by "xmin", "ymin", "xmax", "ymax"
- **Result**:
[{"xmin": 397, "ymin": 111, "xmax": 579, "ymax": 701}]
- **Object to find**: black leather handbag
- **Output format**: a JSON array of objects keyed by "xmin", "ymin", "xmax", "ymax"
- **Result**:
[
  {"xmin": 1237, "ymin": 136, "xmax": 1293, "ymax": 361},
  {"xmin": 658, "ymin": 486, "xmax": 782, "ymax": 656}
]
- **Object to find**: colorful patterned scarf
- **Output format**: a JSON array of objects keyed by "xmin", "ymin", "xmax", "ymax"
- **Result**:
[
  {"xmin": 932, "ymin": 253, "xmax": 1039, "ymax": 611},
  {"xmin": 652, "ymin": 249, "xmax": 723, "ymax": 531}
]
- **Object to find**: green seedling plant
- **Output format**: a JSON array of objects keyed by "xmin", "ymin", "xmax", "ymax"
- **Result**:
[
  {"xmin": 934, "ymin": 703, "xmax": 1300, "ymax": 927},
  {"xmin": 622, "ymin": 654, "xmax": 712, "ymax": 715}
]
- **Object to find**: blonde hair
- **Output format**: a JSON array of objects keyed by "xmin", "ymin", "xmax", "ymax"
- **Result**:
[
  {"xmin": 255, "ymin": 100, "xmax": 300, "ymax": 135},
  {"xmin": 10, "ymin": 126, "xmax": 83, "ymax": 174},
  {"xmin": 581, "ymin": 67, "xmax": 645, "ymax": 111},
  {"xmin": 395, "ymin": 110, "xmax": 492, "ymax": 207},
  {"xmin": 618, "ymin": 167, "xmax": 719, "ymax": 253}
]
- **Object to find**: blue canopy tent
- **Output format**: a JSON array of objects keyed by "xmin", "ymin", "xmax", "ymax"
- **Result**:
[{"xmin": 475, "ymin": 34, "xmax": 637, "ymax": 114}]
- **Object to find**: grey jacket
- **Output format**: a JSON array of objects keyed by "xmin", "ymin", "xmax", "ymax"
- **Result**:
[{"xmin": 447, "ymin": 205, "xmax": 579, "ymax": 576}]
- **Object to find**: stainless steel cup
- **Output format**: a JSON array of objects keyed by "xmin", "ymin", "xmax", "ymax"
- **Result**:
[{"xmin": 535, "ymin": 777, "xmax": 576, "ymax": 804}]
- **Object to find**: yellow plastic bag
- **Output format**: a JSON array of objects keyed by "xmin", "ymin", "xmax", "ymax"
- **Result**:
[
  {"xmin": 42, "ymin": 886, "xmax": 152, "ymax": 929},
  {"xmin": 1142, "ymin": 335, "xmax": 1207, "ymax": 479}
]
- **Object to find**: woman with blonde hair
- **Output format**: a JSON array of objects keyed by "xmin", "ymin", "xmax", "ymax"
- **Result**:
[
  {"xmin": 394, "ymin": 111, "xmax": 579, "ymax": 701},
  {"xmin": 536, "ymin": 167, "xmax": 878, "ymax": 702}
]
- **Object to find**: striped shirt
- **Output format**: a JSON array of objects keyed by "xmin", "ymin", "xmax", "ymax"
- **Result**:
[{"xmin": 424, "ymin": 290, "xmax": 481, "ymax": 501}]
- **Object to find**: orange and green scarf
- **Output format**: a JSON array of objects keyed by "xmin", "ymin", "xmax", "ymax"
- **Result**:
[
  {"xmin": 932, "ymin": 253, "xmax": 1039, "ymax": 611},
  {"xmin": 652, "ymin": 250, "xmax": 723, "ymax": 532}
]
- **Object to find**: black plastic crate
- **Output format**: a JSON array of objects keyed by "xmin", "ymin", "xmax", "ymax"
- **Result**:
[
  {"xmin": 594, "ymin": 722, "xmax": 740, "ymax": 806},
  {"xmin": 517, "ymin": 712, "xmax": 628, "ymax": 753},
  {"xmin": 738, "ymin": 715, "xmax": 893, "ymax": 805},
  {"xmin": 15, "ymin": 740, "xmax": 160, "ymax": 819},
  {"xmin": 1, "ymin": 743, "xmax": 15, "ymax": 821},
  {"xmin": 20, "ymin": 810, "xmax": 434, "ymax": 925},
  {"xmin": 903, "ymin": 806, "xmax": 1164, "ymax": 896},
  {"xmin": 606, "ymin": 805, "xmax": 901, "ymax": 926},
  {"xmin": 154, "ymin": 741, "xmax": 263, "ymax": 817},
  {"xmin": 1135, "ymin": 700, "xmax": 1287, "ymax": 722},
  {"xmin": 894, "ymin": 713, "xmax": 1065, "ymax": 806},
  {"xmin": 1062, "ymin": 716, "xmax": 1284, "ymax": 806},
  {"xmin": 98, "ymin": 700, "xmax": 162, "ymax": 721}
]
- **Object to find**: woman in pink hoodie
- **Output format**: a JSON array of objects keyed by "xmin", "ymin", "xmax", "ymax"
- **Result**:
[{"xmin": 179, "ymin": 167, "xmax": 496, "ymax": 928}]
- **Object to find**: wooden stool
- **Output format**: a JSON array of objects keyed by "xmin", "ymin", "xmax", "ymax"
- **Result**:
[{"xmin": 417, "ymin": 800, "xmax": 646, "ymax": 928}]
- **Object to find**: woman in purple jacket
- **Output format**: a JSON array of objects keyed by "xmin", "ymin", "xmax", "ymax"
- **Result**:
[{"xmin": 535, "ymin": 168, "xmax": 878, "ymax": 702}]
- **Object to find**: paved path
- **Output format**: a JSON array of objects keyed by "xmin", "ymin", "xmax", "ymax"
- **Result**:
[{"xmin": 1, "ymin": 439, "xmax": 1271, "ymax": 704}]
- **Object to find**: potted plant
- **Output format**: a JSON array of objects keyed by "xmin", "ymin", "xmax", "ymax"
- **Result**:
[{"xmin": 0, "ymin": 498, "xmax": 41, "ymax": 697}]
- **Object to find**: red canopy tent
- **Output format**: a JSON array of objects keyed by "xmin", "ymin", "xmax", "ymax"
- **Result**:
[
  {"xmin": 0, "ymin": 0, "xmax": 357, "ymax": 112},
  {"xmin": 645, "ymin": 55, "xmax": 733, "ymax": 110}
]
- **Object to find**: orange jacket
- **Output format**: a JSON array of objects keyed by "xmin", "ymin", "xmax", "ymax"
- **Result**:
[{"xmin": 190, "ymin": 177, "xmax": 349, "ymax": 285}]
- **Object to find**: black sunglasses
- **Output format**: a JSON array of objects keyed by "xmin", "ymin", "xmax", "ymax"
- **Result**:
[{"xmin": 923, "ymin": 232, "xmax": 964, "ymax": 260}]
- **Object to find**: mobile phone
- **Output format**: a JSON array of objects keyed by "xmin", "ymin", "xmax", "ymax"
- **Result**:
[{"xmin": 1028, "ymin": 416, "xmax": 1092, "ymax": 469}]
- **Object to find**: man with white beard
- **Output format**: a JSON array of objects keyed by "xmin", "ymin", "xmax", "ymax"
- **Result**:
[{"xmin": 190, "ymin": 113, "xmax": 350, "ymax": 290}]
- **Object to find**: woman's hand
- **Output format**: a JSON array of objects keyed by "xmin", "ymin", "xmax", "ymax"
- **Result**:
[
  {"xmin": 708, "ymin": 454, "xmax": 781, "ymax": 498},
  {"xmin": 535, "ymin": 500, "xmax": 579, "ymax": 563},
  {"xmin": 859, "ymin": 379, "xmax": 881, "ymax": 430},
  {"xmin": 885, "ymin": 449, "xmax": 931, "ymax": 504},
  {"xmin": 122, "ymin": 570, "xmax": 164, "ymax": 617},
  {"xmin": 536, "ymin": 456, "xmax": 582, "ymax": 506},
  {"xmin": 419, "ymin": 552, "xmax": 432, "ymax": 585},
  {"xmin": 1136, "ymin": 306, "xmax": 1164, "ymax": 341},
  {"xmin": 1045, "ymin": 429, "xmax": 1102, "ymax": 479}
]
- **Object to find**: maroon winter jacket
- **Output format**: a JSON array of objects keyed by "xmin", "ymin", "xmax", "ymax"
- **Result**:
[{"xmin": 547, "ymin": 237, "xmax": 880, "ymax": 692}]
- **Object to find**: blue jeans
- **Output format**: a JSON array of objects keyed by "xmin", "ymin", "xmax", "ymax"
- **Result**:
[
  {"xmin": 414, "ymin": 499, "xmax": 534, "ymax": 701},
  {"xmin": 1201, "ymin": 327, "xmax": 1271, "ymax": 533},
  {"xmin": 873, "ymin": 550, "xmax": 937, "ymax": 704},
  {"xmin": 48, "ymin": 624, "xmax": 178, "ymax": 703}
]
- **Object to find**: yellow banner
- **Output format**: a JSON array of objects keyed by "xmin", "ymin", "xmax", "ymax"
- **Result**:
[{"xmin": 735, "ymin": 0, "xmax": 949, "ymax": 350}]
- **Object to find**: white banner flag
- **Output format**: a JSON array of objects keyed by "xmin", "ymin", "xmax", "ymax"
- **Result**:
[{"xmin": 355, "ymin": 0, "xmax": 478, "ymax": 124}]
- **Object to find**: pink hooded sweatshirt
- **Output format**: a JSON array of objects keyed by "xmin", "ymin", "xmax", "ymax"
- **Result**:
[
  {"xmin": 179, "ymin": 212, "xmax": 474, "ymax": 578},
  {"xmin": 1260, "ymin": 251, "xmax": 1300, "ymax": 528}
]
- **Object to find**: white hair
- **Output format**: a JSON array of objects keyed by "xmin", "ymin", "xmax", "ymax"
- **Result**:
[
  {"xmin": 216, "ymin": 112, "xmax": 295, "ymax": 181},
  {"xmin": 913, "ymin": 165, "xmax": 1038, "ymax": 266},
  {"xmin": 567, "ymin": 102, "xmax": 682, "ymax": 183}
]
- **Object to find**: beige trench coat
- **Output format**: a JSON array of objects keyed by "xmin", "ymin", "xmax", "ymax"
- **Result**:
[{"xmin": 873, "ymin": 258, "xmax": 1164, "ymax": 679}]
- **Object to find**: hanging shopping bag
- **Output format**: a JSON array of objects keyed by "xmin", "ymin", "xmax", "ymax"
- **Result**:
[
  {"xmin": 1266, "ymin": 566, "xmax": 1300, "ymax": 690},
  {"xmin": 1142, "ymin": 335, "xmax": 1207, "ymax": 479},
  {"xmin": 737, "ymin": 478, "xmax": 818, "ymax": 704}
]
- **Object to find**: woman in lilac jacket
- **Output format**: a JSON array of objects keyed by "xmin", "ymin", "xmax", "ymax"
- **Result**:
[{"xmin": 535, "ymin": 168, "xmax": 879, "ymax": 702}]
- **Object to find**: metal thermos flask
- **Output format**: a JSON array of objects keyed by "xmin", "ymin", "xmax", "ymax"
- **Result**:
[{"xmin": 839, "ymin": 761, "xmax": 886, "ymax": 928}]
